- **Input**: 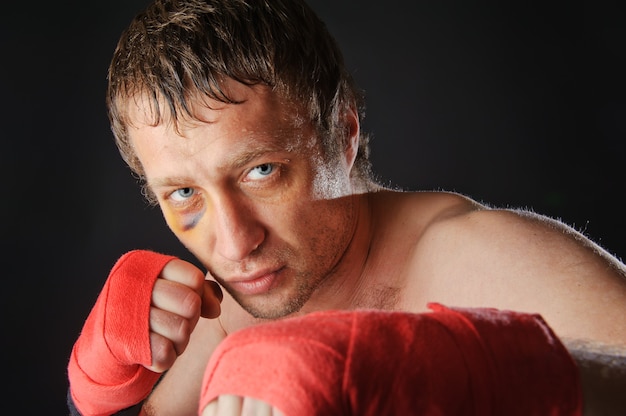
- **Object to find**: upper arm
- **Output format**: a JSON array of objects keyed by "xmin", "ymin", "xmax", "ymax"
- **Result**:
[{"xmin": 415, "ymin": 206, "xmax": 626, "ymax": 346}]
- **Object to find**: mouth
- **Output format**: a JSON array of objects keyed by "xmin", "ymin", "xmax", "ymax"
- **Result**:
[{"xmin": 228, "ymin": 267, "xmax": 284, "ymax": 296}]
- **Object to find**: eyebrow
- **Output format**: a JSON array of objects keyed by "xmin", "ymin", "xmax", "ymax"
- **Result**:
[
  {"xmin": 147, "ymin": 176, "xmax": 194, "ymax": 189},
  {"xmin": 223, "ymin": 132, "xmax": 295, "ymax": 169},
  {"xmin": 229, "ymin": 147, "xmax": 279, "ymax": 169}
]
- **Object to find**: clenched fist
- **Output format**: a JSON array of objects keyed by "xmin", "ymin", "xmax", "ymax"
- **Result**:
[
  {"xmin": 68, "ymin": 250, "xmax": 222, "ymax": 416},
  {"xmin": 148, "ymin": 259, "xmax": 223, "ymax": 372}
]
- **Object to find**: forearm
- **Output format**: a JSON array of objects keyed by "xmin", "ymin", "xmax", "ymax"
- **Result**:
[
  {"xmin": 67, "ymin": 388, "xmax": 144, "ymax": 416},
  {"xmin": 563, "ymin": 339, "xmax": 626, "ymax": 416}
]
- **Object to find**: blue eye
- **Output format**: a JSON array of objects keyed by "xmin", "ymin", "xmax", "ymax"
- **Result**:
[
  {"xmin": 247, "ymin": 163, "xmax": 275, "ymax": 180},
  {"xmin": 171, "ymin": 187, "xmax": 195, "ymax": 202}
]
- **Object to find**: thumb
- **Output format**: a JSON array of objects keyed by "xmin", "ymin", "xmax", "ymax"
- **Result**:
[{"xmin": 201, "ymin": 280, "xmax": 223, "ymax": 319}]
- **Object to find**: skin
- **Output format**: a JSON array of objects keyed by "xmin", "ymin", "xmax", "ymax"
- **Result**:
[{"xmin": 124, "ymin": 78, "xmax": 626, "ymax": 415}]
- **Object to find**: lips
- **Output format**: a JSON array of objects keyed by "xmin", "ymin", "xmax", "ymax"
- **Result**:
[{"xmin": 229, "ymin": 268, "xmax": 283, "ymax": 296}]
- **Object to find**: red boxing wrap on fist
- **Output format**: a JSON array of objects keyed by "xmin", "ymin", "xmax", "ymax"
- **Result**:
[
  {"xmin": 68, "ymin": 250, "xmax": 177, "ymax": 416},
  {"xmin": 199, "ymin": 303, "xmax": 582, "ymax": 415}
]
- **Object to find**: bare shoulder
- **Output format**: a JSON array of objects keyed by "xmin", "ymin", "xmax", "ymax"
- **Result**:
[
  {"xmin": 396, "ymin": 191, "xmax": 626, "ymax": 346},
  {"xmin": 370, "ymin": 189, "xmax": 482, "ymax": 231},
  {"xmin": 419, "ymin": 199, "xmax": 625, "ymax": 276},
  {"xmin": 440, "ymin": 205, "xmax": 625, "ymax": 275}
]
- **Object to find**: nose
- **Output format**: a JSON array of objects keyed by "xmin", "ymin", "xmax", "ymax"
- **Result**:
[{"xmin": 212, "ymin": 194, "xmax": 265, "ymax": 261}]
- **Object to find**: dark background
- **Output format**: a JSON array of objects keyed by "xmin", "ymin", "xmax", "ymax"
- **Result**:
[{"xmin": 2, "ymin": 1, "xmax": 624, "ymax": 414}]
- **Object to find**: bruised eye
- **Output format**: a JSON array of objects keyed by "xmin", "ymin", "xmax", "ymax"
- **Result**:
[
  {"xmin": 247, "ymin": 163, "xmax": 275, "ymax": 180},
  {"xmin": 170, "ymin": 187, "xmax": 195, "ymax": 202}
]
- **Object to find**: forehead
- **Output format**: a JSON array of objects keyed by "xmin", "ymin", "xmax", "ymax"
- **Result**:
[
  {"xmin": 123, "ymin": 79, "xmax": 301, "ymax": 129},
  {"xmin": 125, "ymin": 80, "xmax": 315, "ymax": 158},
  {"xmin": 124, "ymin": 79, "xmax": 319, "ymax": 175}
]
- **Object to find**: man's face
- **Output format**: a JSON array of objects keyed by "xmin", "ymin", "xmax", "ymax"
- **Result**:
[{"xmin": 127, "ymin": 80, "xmax": 358, "ymax": 319}]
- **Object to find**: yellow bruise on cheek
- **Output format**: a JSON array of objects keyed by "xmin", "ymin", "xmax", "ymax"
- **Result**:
[{"xmin": 162, "ymin": 204, "xmax": 207, "ymax": 234}]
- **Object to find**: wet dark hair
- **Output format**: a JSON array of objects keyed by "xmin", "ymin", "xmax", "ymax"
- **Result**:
[{"xmin": 107, "ymin": 0, "xmax": 372, "ymax": 183}]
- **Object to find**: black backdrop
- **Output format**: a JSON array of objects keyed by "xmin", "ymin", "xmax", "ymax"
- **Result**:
[{"xmin": 2, "ymin": 1, "xmax": 624, "ymax": 414}]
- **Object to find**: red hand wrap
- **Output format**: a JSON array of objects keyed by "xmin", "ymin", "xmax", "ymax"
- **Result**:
[
  {"xmin": 68, "ymin": 250, "xmax": 177, "ymax": 416},
  {"xmin": 199, "ymin": 303, "xmax": 582, "ymax": 415}
]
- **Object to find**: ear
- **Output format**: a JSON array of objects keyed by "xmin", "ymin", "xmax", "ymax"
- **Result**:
[{"xmin": 343, "ymin": 105, "xmax": 360, "ymax": 171}]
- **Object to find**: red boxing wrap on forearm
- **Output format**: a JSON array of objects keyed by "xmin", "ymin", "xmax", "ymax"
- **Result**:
[
  {"xmin": 199, "ymin": 303, "xmax": 582, "ymax": 415},
  {"xmin": 68, "ymin": 250, "xmax": 177, "ymax": 416}
]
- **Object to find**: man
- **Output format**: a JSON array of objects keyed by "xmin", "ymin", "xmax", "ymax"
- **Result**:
[{"xmin": 68, "ymin": 0, "xmax": 626, "ymax": 415}]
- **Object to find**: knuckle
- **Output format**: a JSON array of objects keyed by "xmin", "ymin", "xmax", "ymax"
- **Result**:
[
  {"xmin": 150, "ymin": 307, "xmax": 193, "ymax": 355},
  {"xmin": 149, "ymin": 332, "xmax": 177, "ymax": 372},
  {"xmin": 180, "ymin": 289, "xmax": 202, "ymax": 318},
  {"xmin": 152, "ymin": 279, "xmax": 202, "ymax": 320},
  {"xmin": 162, "ymin": 259, "xmax": 205, "ymax": 291},
  {"xmin": 174, "ymin": 317, "xmax": 192, "ymax": 349}
]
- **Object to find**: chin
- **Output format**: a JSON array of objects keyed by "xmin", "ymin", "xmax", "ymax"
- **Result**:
[{"xmin": 240, "ymin": 291, "xmax": 311, "ymax": 320}]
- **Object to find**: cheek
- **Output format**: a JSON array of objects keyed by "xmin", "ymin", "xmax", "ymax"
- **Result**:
[{"xmin": 288, "ymin": 197, "xmax": 353, "ymax": 249}]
